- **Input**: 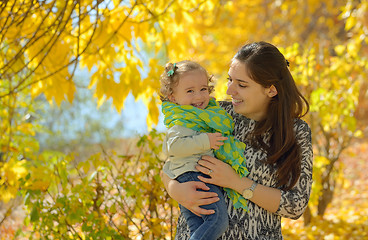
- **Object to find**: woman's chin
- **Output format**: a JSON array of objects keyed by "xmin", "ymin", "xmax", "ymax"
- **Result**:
[{"xmin": 233, "ymin": 106, "xmax": 244, "ymax": 114}]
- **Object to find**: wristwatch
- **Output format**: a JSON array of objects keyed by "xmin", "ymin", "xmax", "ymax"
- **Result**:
[{"xmin": 242, "ymin": 181, "xmax": 258, "ymax": 199}]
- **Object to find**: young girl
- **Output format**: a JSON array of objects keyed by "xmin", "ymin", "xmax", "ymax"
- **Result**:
[{"xmin": 159, "ymin": 60, "xmax": 249, "ymax": 240}]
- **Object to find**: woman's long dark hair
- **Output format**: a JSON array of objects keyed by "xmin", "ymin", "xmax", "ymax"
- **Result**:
[{"xmin": 234, "ymin": 41, "xmax": 309, "ymax": 190}]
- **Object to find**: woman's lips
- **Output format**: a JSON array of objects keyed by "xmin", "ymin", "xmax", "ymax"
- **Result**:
[{"xmin": 232, "ymin": 99, "xmax": 243, "ymax": 106}]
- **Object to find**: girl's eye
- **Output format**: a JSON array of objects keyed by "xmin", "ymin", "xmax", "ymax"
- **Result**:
[
  {"xmin": 201, "ymin": 87, "xmax": 208, "ymax": 91},
  {"xmin": 187, "ymin": 90, "xmax": 194, "ymax": 93},
  {"xmin": 239, "ymin": 84, "xmax": 247, "ymax": 88}
]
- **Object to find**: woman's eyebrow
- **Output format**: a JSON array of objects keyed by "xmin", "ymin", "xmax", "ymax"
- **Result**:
[
  {"xmin": 228, "ymin": 74, "xmax": 249, "ymax": 83},
  {"xmin": 237, "ymin": 79, "xmax": 249, "ymax": 83}
]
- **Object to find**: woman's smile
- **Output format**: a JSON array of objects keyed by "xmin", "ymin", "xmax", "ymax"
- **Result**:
[{"xmin": 231, "ymin": 98, "xmax": 243, "ymax": 106}]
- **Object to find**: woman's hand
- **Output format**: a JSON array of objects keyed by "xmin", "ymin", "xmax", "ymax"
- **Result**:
[
  {"xmin": 197, "ymin": 155, "xmax": 282, "ymax": 213},
  {"xmin": 161, "ymin": 171, "xmax": 220, "ymax": 216},
  {"xmin": 196, "ymin": 155, "xmax": 241, "ymax": 190}
]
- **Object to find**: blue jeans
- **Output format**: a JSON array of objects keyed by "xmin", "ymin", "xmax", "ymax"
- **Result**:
[{"xmin": 176, "ymin": 171, "xmax": 229, "ymax": 240}]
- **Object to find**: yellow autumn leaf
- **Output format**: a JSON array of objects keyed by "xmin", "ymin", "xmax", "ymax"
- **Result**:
[
  {"xmin": 347, "ymin": 42, "xmax": 359, "ymax": 57},
  {"xmin": 0, "ymin": 159, "xmax": 27, "ymax": 202},
  {"xmin": 17, "ymin": 123, "xmax": 35, "ymax": 136},
  {"xmin": 148, "ymin": 97, "xmax": 159, "ymax": 126},
  {"xmin": 334, "ymin": 45, "xmax": 346, "ymax": 55},
  {"xmin": 345, "ymin": 15, "xmax": 357, "ymax": 31}
]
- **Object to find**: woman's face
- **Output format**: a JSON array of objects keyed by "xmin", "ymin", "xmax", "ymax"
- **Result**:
[{"xmin": 226, "ymin": 59, "xmax": 275, "ymax": 121}]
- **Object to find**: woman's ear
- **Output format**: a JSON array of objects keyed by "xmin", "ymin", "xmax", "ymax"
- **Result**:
[{"xmin": 266, "ymin": 85, "xmax": 278, "ymax": 97}]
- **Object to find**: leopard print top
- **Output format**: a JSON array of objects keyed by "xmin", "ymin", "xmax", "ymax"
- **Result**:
[{"xmin": 174, "ymin": 101, "xmax": 313, "ymax": 240}]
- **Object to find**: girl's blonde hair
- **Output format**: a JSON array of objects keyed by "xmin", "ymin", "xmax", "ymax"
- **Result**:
[{"xmin": 159, "ymin": 60, "xmax": 214, "ymax": 102}]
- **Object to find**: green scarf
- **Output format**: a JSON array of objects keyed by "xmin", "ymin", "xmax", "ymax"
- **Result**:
[{"xmin": 162, "ymin": 98, "xmax": 249, "ymax": 210}]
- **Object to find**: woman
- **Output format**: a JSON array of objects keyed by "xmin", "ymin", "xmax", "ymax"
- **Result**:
[{"xmin": 161, "ymin": 41, "xmax": 313, "ymax": 239}]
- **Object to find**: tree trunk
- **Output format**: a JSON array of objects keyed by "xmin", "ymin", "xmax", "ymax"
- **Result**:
[
  {"xmin": 317, "ymin": 176, "xmax": 335, "ymax": 216},
  {"xmin": 303, "ymin": 205, "xmax": 312, "ymax": 226}
]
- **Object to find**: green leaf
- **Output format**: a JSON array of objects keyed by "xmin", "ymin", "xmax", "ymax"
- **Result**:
[{"xmin": 30, "ymin": 206, "xmax": 39, "ymax": 222}]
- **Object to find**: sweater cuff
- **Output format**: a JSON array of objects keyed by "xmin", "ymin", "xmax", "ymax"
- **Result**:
[{"xmin": 198, "ymin": 132, "xmax": 211, "ymax": 150}]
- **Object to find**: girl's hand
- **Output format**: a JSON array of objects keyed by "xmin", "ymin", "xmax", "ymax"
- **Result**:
[
  {"xmin": 206, "ymin": 133, "xmax": 228, "ymax": 150},
  {"xmin": 161, "ymin": 171, "xmax": 220, "ymax": 216},
  {"xmin": 196, "ymin": 155, "xmax": 241, "ymax": 190}
]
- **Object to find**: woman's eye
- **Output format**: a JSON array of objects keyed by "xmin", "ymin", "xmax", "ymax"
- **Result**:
[
  {"xmin": 201, "ymin": 87, "xmax": 208, "ymax": 91},
  {"xmin": 187, "ymin": 90, "xmax": 193, "ymax": 93},
  {"xmin": 228, "ymin": 77, "xmax": 246, "ymax": 88}
]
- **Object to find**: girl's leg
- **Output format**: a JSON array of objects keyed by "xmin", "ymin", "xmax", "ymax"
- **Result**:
[
  {"xmin": 190, "ymin": 182, "xmax": 228, "ymax": 240},
  {"xmin": 179, "ymin": 204, "xmax": 203, "ymax": 234},
  {"xmin": 176, "ymin": 172, "xmax": 229, "ymax": 240},
  {"xmin": 176, "ymin": 172, "xmax": 205, "ymax": 235}
]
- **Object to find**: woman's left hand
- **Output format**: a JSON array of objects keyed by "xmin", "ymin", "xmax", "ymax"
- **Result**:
[{"xmin": 196, "ymin": 155, "xmax": 240, "ymax": 189}]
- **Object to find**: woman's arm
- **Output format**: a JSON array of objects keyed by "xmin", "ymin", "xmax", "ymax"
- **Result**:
[
  {"xmin": 197, "ymin": 156, "xmax": 281, "ymax": 213},
  {"xmin": 160, "ymin": 171, "xmax": 220, "ymax": 216},
  {"xmin": 275, "ymin": 121, "xmax": 313, "ymax": 219},
  {"xmin": 197, "ymin": 121, "xmax": 313, "ymax": 218}
]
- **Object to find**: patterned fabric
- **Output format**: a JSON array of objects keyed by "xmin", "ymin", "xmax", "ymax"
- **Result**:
[
  {"xmin": 174, "ymin": 101, "xmax": 314, "ymax": 240},
  {"xmin": 162, "ymin": 98, "xmax": 250, "ymax": 209}
]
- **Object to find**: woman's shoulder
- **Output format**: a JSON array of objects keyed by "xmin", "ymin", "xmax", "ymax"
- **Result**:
[
  {"xmin": 219, "ymin": 101, "xmax": 235, "ymax": 117},
  {"xmin": 293, "ymin": 118, "xmax": 311, "ymax": 130},
  {"xmin": 293, "ymin": 118, "xmax": 312, "ymax": 142},
  {"xmin": 218, "ymin": 101, "xmax": 249, "ymax": 121},
  {"xmin": 218, "ymin": 100, "xmax": 232, "ymax": 110}
]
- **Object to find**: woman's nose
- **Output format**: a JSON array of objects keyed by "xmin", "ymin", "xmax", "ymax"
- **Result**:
[{"xmin": 226, "ymin": 81, "xmax": 235, "ymax": 95}]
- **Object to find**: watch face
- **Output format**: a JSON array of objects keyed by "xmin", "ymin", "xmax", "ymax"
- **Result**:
[{"xmin": 243, "ymin": 190, "xmax": 253, "ymax": 199}]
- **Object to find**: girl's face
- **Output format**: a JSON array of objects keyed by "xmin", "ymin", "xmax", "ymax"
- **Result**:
[
  {"xmin": 226, "ymin": 59, "xmax": 277, "ymax": 121},
  {"xmin": 169, "ymin": 70, "xmax": 210, "ymax": 109}
]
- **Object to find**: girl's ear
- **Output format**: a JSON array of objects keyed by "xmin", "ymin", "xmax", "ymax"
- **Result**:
[
  {"xmin": 168, "ymin": 94, "xmax": 176, "ymax": 103},
  {"xmin": 266, "ymin": 85, "xmax": 278, "ymax": 97}
]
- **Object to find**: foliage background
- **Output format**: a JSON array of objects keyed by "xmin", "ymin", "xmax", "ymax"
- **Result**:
[{"xmin": 1, "ymin": 0, "xmax": 368, "ymax": 239}]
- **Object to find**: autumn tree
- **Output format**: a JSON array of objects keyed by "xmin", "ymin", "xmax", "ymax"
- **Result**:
[
  {"xmin": 1, "ymin": 0, "xmax": 366, "ymax": 233},
  {"xmin": 0, "ymin": 0, "xmax": 223, "ymax": 231}
]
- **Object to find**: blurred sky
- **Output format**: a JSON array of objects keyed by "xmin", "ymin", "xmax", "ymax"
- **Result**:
[
  {"xmin": 122, "ymin": 93, "xmax": 166, "ymax": 137},
  {"xmin": 36, "ymin": 68, "xmax": 167, "ymax": 149}
]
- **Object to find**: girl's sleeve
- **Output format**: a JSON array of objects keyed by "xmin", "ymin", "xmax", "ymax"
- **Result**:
[
  {"xmin": 275, "ymin": 120, "xmax": 313, "ymax": 219},
  {"xmin": 166, "ymin": 125, "xmax": 210, "ymax": 157}
]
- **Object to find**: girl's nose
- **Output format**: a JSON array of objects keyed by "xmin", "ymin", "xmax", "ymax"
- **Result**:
[{"xmin": 195, "ymin": 92, "xmax": 203, "ymax": 100}]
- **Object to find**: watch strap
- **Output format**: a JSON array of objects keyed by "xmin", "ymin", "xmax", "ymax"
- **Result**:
[{"xmin": 249, "ymin": 181, "xmax": 258, "ymax": 192}]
